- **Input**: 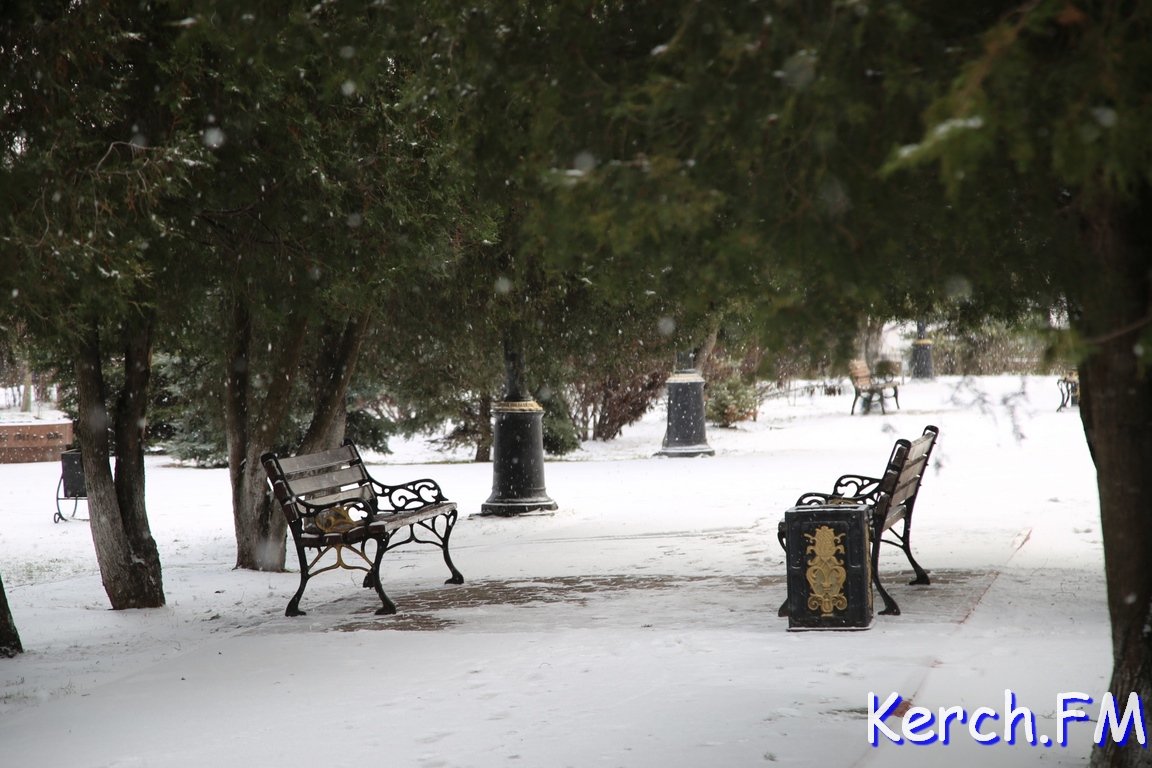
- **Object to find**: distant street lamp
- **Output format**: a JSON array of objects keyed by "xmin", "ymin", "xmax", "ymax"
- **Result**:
[
  {"xmin": 656, "ymin": 351, "xmax": 714, "ymax": 458},
  {"xmin": 480, "ymin": 337, "xmax": 558, "ymax": 516},
  {"xmin": 911, "ymin": 321, "xmax": 934, "ymax": 380}
]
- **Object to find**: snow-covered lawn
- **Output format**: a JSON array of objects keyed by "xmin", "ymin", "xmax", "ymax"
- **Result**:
[{"xmin": 0, "ymin": 376, "xmax": 1109, "ymax": 766}]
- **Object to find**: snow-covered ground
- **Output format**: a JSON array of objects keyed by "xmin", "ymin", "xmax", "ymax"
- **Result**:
[{"xmin": 0, "ymin": 376, "xmax": 1110, "ymax": 766}]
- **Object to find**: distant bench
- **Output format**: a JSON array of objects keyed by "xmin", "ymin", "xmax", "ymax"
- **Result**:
[
  {"xmin": 262, "ymin": 440, "xmax": 463, "ymax": 617},
  {"xmin": 1057, "ymin": 370, "xmax": 1080, "ymax": 411},
  {"xmin": 777, "ymin": 425, "xmax": 938, "ymax": 616},
  {"xmin": 848, "ymin": 359, "xmax": 899, "ymax": 415}
]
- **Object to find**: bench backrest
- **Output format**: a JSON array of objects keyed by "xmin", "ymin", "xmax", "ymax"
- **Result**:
[
  {"xmin": 884, "ymin": 425, "xmax": 938, "ymax": 519},
  {"xmin": 261, "ymin": 441, "xmax": 376, "ymax": 524},
  {"xmin": 848, "ymin": 359, "xmax": 873, "ymax": 388}
]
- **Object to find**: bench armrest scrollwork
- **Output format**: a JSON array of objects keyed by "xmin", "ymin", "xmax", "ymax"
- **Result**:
[
  {"xmin": 795, "ymin": 474, "xmax": 883, "ymax": 506},
  {"xmin": 370, "ymin": 477, "xmax": 450, "ymax": 512},
  {"xmin": 830, "ymin": 473, "xmax": 884, "ymax": 500}
]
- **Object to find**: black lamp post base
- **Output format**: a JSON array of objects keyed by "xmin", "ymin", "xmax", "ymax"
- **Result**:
[
  {"xmin": 656, "ymin": 443, "xmax": 715, "ymax": 458},
  {"xmin": 656, "ymin": 370, "xmax": 713, "ymax": 458},
  {"xmin": 480, "ymin": 400, "xmax": 558, "ymax": 517},
  {"xmin": 478, "ymin": 497, "xmax": 559, "ymax": 517}
]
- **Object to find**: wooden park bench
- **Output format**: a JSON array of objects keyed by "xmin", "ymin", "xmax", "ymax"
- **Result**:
[
  {"xmin": 777, "ymin": 425, "xmax": 938, "ymax": 616},
  {"xmin": 262, "ymin": 440, "xmax": 463, "ymax": 617},
  {"xmin": 848, "ymin": 359, "xmax": 899, "ymax": 415}
]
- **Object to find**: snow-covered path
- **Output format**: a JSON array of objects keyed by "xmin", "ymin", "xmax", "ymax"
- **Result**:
[{"xmin": 0, "ymin": 376, "xmax": 1109, "ymax": 766}]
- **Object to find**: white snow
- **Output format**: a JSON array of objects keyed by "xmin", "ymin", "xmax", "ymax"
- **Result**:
[
  {"xmin": 896, "ymin": 116, "xmax": 986, "ymax": 162},
  {"xmin": 0, "ymin": 375, "xmax": 1110, "ymax": 766}
]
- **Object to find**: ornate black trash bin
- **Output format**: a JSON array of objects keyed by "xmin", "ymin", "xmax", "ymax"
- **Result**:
[
  {"xmin": 782, "ymin": 504, "xmax": 873, "ymax": 630},
  {"xmin": 61, "ymin": 449, "xmax": 86, "ymax": 499},
  {"xmin": 54, "ymin": 448, "xmax": 89, "ymax": 523}
]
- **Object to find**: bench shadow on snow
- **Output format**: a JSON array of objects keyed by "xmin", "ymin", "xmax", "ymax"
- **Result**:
[{"xmin": 248, "ymin": 568, "xmax": 1000, "ymax": 634}]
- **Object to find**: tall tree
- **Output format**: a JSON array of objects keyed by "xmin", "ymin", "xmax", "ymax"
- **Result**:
[
  {"xmin": 0, "ymin": 1, "xmax": 206, "ymax": 609},
  {"xmin": 892, "ymin": 7, "xmax": 1152, "ymax": 765},
  {"xmin": 162, "ymin": 3, "xmax": 485, "ymax": 569}
]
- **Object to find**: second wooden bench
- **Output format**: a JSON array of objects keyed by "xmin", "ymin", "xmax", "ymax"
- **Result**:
[
  {"xmin": 778, "ymin": 424, "xmax": 938, "ymax": 616},
  {"xmin": 848, "ymin": 359, "xmax": 900, "ymax": 415}
]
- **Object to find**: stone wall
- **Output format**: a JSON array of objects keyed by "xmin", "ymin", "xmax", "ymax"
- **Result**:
[{"xmin": 0, "ymin": 421, "xmax": 74, "ymax": 463}]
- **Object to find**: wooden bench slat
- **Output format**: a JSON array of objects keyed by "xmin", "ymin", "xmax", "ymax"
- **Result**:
[
  {"xmin": 300, "ymin": 485, "xmax": 377, "ymax": 512},
  {"xmin": 904, "ymin": 437, "xmax": 933, "ymax": 463},
  {"xmin": 275, "ymin": 444, "xmax": 359, "ymax": 474},
  {"xmin": 285, "ymin": 465, "xmax": 370, "ymax": 499},
  {"xmin": 373, "ymin": 503, "xmax": 458, "ymax": 531}
]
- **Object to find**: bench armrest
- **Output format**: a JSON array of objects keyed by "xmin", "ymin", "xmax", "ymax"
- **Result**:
[
  {"xmin": 778, "ymin": 495, "xmax": 878, "ymax": 554},
  {"xmin": 830, "ymin": 473, "xmax": 885, "ymax": 500},
  {"xmin": 795, "ymin": 474, "xmax": 883, "ymax": 506},
  {"xmin": 370, "ymin": 476, "xmax": 451, "ymax": 512}
]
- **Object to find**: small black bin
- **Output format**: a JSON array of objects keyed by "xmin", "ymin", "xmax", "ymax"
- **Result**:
[
  {"xmin": 783, "ymin": 504, "xmax": 873, "ymax": 630},
  {"xmin": 61, "ymin": 449, "xmax": 87, "ymax": 499}
]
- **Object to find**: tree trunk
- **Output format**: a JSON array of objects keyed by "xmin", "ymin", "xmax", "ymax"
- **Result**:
[
  {"xmin": 696, "ymin": 316, "xmax": 722, "ymax": 372},
  {"xmin": 19, "ymin": 362, "xmax": 32, "ymax": 412},
  {"xmin": 1079, "ymin": 197, "xmax": 1152, "ymax": 768},
  {"xmin": 225, "ymin": 297, "xmax": 310, "ymax": 572},
  {"xmin": 474, "ymin": 396, "xmax": 493, "ymax": 462},
  {"xmin": 857, "ymin": 317, "xmax": 886, "ymax": 368},
  {"xmin": 0, "ymin": 569, "xmax": 22, "ymax": 657},
  {"xmin": 297, "ymin": 312, "xmax": 372, "ymax": 455},
  {"xmin": 74, "ymin": 322, "xmax": 165, "ymax": 609},
  {"xmin": 223, "ymin": 298, "xmax": 255, "ymax": 566},
  {"xmin": 113, "ymin": 313, "xmax": 165, "ymax": 602},
  {"xmin": 502, "ymin": 331, "xmax": 528, "ymax": 402}
]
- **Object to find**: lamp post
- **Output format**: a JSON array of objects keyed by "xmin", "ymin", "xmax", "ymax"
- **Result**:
[
  {"xmin": 910, "ymin": 321, "xmax": 934, "ymax": 379},
  {"xmin": 480, "ymin": 337, "xmax": 558, "ymax": 516},
  {"xmin": 656, "ymin": 351, "xmax": 714, "ymax": 458}
]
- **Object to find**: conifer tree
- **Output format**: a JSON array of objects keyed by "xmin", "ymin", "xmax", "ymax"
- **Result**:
[
  {"xmin": 895, "ymin": 8, "xmax": 1152, "ymax": 766},
  {"xmin": 158, "ymin": 3, "xmax": 486, "ymax": 569},
  {"xmin": 0, "ymin": 1, "xmax": 195, "ymax": 609}
]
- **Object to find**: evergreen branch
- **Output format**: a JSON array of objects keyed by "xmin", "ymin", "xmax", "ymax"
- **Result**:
[
  {"xmin": 1081, "ymin": 311, "xmax": 1152, "ymax": 347},
  {"xmin": 953, "ymin": 0, "xmax": 1043, "ymax": 114}
]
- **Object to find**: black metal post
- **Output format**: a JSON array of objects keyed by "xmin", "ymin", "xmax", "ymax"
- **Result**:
[
  {"xmin": 656, "ymin": 351, "xmax": 714, "ymax": 458},
  {"xmin": 910, "ymin": 321, "xmax": 934, "ymax": 380},
  {"xmin": 479, "ymin": 335, "xmax": 558, "ymax": 516}
]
